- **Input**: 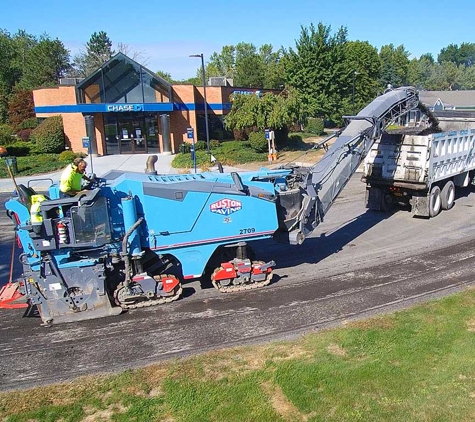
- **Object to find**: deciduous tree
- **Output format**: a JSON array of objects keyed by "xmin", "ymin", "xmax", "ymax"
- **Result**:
[{"xmin": 379, "ymin": 44, "xmax": 410, "ymax": 89}]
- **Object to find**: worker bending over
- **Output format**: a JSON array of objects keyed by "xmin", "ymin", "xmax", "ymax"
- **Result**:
[{"xmin": 60, "ymin": 158, "xmax": 92, "ymax": 197}]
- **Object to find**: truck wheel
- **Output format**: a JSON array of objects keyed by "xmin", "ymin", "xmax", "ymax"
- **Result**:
[
  {"xmin": 441, "ymin": 180, "xmax": 455, "ymax": 210},
  {"xmin": 429, "ymin": 185, "xmax": 442, "ymax": 217},
  {"xmin": 381, "ymin": 192, "xmax": 393, "ymax": 212}
]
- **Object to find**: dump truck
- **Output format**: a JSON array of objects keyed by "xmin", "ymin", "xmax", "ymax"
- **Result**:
[
  {"xmin": 363, "ymin": 128, "xmax": 475, "ymax": 217},
  {"xmin": 2, "ymin": 86, "xmax": 420, "ymax": 325}
]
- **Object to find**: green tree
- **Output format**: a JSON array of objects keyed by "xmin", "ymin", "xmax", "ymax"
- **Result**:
[
  {"xmin": 407, "ymin": 53, "xmax": 435, "ymax": 89},
  {"xmin": 343, "ymin": 41, "xmax": 381, "ymax": 114},
  {"xmin": 425, "ymin": 61, "xmax": 462, "ymax": 90},
  {"xmin": 207, "ymin": 45, "xmax": 236, "ymax": 79},
  {"xmin": 456, "ymin": 65, "xmax": 475, "ymax": 89},
  {"xmin": 379, "ymin": 44, "xmax": 410, "ymax": 89},
  {"xmin": 18, "ymin": 34, "xmax": 71, "ymax": 89},
  {"xmin": 0, "ymin": 30, "xmax": 16, "ymax": 122},
  {"xmin": 283, "ymin": 22, "xmax": 349, "ymax": 123},
  {"xmin": 438, "ymin": 42, "xmax": 475, "ymax": 66},
  {"xmin": 74, "ymin": 31, "xmax": 114, "ymax": 77},
  {"xmin": 234, "ymin": 42, "xmax": 265, "ymax": 88},
  {"xmin": 155, "ymin": 70, "xmax": 174, "ymax": 83},
  {"xmin": 260, "ymin": 44, "xmax": 286, "ymax": 89},
  {"xmin": 225, "ymin": 89, "xmax": 303, "ymax": 132}
]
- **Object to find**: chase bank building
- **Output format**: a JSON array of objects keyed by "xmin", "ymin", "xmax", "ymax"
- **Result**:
[{"xmin": 32, "ymin": 52, "xmax": 264, "ymax": 155}]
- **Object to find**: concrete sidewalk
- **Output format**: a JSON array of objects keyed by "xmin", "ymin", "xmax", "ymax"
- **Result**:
[
  {"xmin": 0, "ymin": 154, "xmax": 176, "ymax": 193},
  {"xmin": 0, "ymin": 153, "xmax": 252, "ymax": 193}
]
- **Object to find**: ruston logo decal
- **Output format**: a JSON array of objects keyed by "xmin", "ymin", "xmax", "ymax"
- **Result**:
[{"xmin": 210, "ymin": 198, "xmax": 242, "ymax": 216}]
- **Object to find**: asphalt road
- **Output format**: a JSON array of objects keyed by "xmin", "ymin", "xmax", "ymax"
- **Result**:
[{"xmin": 1, "ymin": 176, "xmax": 475, "ymax": 391}]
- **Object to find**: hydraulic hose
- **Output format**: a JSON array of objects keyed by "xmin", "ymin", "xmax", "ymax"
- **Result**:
[{"xmin": 121, "ymin": 217, "xmax": 144, "ymax": 287}]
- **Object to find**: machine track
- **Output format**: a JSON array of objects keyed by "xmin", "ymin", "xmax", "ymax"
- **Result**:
[
  {"xmin": 113, "ymin": 275, "xmax": 183, "ymax": 310},
  {"xmin": 211, "ymin": 261, "xmax": 273, "ymax": 293}
]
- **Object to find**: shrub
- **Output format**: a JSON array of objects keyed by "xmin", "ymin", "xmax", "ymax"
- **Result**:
[
  {"xmin": 306, "ymin": 117, "xmax": 325, "ymax": 135},
  {"xmin": 210, "ymin": 139, "xmax": 220, "ymax": 149},
  {"xmin": 5, "ymin": 141, "xmax": 32, "ymax": 157},
  {"xmin": 180, "ymin": 143, "xmax": 191, "ymax": 153},
  {"xmin": 17, "ymin": 128, "xmax": 33, "ymax": 141},
  {"xmin": 0, "ymin": 124, "xmax": 14, "ymax": 145},
  {"xmin": 31, "ymin": 116, "xmax": 65, "ymax": 153},
  {"xmin": 19, "ymin": 118, "xmax": 39, "ymax": 130},
  {"xmin": 248, "ymin": 131, "xmax": 268, "ymax": 153},
  {"xmin": 58, "ymin": 150, "xmax": 76, "ymax": 163},
  {"xmin": 195, "ymin": 140, "xmax": 207, "ymax": 151}
]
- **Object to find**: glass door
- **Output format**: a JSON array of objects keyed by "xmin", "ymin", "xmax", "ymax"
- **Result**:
[
  {"xmin": 118, "ymin": 120, "xmax": 133, "ymax": 153},
  {"xmin": 145, "ymin": 114, "xmax": 159, "ymax": 153},
  {"xmin": 104, "ymin": 115, "xmax": 119, "ymax": 155},
  {"xmin": 132, "ymin": 120, "xmax": 146, "ymax": 154}
]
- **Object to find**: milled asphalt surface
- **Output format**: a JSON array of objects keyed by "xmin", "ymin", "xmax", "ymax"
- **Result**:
[{"xmin": 0, "ymin": 153, "xmax": 247, "ymax": 193}]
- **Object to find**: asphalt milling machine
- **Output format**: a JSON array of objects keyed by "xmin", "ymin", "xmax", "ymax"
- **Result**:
[{"xmin": 1, "ymin": 86, "xmax": 420, "ymax": 326}]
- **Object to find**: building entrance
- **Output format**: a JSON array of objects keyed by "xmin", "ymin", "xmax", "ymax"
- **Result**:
[{"xmin": 104, "ymin": 112, "xmax": 160, "ymax": 155}]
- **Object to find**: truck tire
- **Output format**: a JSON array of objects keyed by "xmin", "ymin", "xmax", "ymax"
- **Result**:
[
  {"xmin": 441, "ymin": 180, "xmax": 455, "ymax": 210},
  {"xmin": 381, "ymin": 192, "xmax": 393, "ymax": 212},
  {"xmin": 429, "ymin": 185, "xmax": 442, "ymax": 217}
]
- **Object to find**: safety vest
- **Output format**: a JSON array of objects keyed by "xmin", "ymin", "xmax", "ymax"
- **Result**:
[{"xmin": 30, "ymin": 194, "xmax": 47, "ymax": 224}]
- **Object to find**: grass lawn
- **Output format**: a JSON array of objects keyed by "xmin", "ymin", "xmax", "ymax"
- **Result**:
[
  {"xmin": 1, "ymin": 289, "xmax": 474, "ymax": 421},
  {"xmin": 0, "ymin": 154, "xmax": 65, "ymax": 179}
]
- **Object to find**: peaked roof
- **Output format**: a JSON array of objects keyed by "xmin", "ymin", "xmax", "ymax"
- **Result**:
[{"xmin": 76, "ymin": 52, "xmax": 171, "ymax": 93}]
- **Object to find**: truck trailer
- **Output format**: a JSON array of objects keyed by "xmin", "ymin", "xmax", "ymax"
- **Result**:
[{"xmin": 363, "ymin": 129, "xmax": 475, "ymax": 217}]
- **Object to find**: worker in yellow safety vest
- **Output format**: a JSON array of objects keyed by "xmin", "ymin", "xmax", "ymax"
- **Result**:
[
  {"xmin": 59, "ymin": 158, "xmax": 92, "ymax": 197},
  {"xmin": 30, "ymin": 194, "xmax": 47, "ymax": 233}
]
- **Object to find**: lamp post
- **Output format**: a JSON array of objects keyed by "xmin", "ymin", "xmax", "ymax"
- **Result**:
[
  {"xmin": 189, "ymin": 53, "xmax": 210, "ymax": 155},
  {"xmin": 352, "ymin": 71, "xmax": 360, "ymax": 115}
]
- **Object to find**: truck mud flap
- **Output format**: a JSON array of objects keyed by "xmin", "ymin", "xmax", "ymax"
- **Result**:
[{"xmin": 410, "ymin": 195, "xmax": 430, "ymax": 217}]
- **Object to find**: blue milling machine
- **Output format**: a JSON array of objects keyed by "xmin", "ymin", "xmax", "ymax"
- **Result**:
[{"xmin": 3, "ymin": 87, "xmax": 420, "ymax": 325}]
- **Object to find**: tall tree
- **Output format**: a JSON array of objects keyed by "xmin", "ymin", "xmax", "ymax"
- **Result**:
[
  {"xmin": 379, "ymin": 44, "xmax": 410, "ymax": 89},
  {"xmin": 260, "ymin": 44, "xmax": 286, "ymax": 89},
  {"xmin": 283, "ymin": 22, "xmax": 349, "ymax": 122},
  {"xmin": 407, "ymin": 53, "xmax": 435, "ymax": 89},
  {"xmin": 425, "ymin": 61, "xmax": 462, "ymax": 90},
  {"xmin": 343, "ymin": 41, "xmax": 381, "ymax": 114},
  {"xmin": 18, "ymin": 34, "xmax": 71, "ymax": 89},
  {"xmin": 0, "ymin": 30, "xmax": 16, "ymax": 122},
  {"xmin": 438, "ymin": 42, "xmax": 475, "ymax": 66},
  {"xmin": 207, "ymin": 45, "xmax": 236, "ymax": 79},
  {"xmin": 73, "ymin": 31, "xmax": 114, "ymax": 77},
  {"xmin": 234, "ymin": 42, "xmax": 265, "ymax": 88}
]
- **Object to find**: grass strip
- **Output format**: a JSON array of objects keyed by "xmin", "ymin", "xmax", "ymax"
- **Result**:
[{"xmin": 1, "ymin": 289, "xmax": 475, "ymax": 421}]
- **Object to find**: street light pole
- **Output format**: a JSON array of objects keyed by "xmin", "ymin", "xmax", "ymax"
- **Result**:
[{"xmin": 189, "ymin": 53, "xmax": 210, "ymax": 155}]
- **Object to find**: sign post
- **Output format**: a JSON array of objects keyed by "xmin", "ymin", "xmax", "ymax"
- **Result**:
[
  {"xmin": 265, "ymin": 129, "xmax": 271, "ymax": 162},
  {"xmin": 186, "ymin": 128, "xmax": 196, "ymax": 173},
  {"xmin": 82, "ymin": 136, "xmax": 94, "ymax": 175}
]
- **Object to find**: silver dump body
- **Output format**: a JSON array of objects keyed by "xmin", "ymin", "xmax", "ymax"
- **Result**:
[{"xmin": 364, "ymin": 129, "xmax": 475, "ymax": 189}]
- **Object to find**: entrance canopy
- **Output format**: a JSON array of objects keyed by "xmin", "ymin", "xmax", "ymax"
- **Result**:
[{"xmin": 77, "ymin": 53, "xmax": 173, "ymax": 105}]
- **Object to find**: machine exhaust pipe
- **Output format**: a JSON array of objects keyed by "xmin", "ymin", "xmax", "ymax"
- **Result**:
[{"xmin": 145, "ymin": 155, "xmax": 158, "ymax": 174}]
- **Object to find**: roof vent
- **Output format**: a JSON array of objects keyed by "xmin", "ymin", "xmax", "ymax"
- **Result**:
[
  {"xmin": 59, "ymin": 78, "xmax": 83, "ymax": 86},
  {"xmin": 208, "ymin": 77, "xmax": 228, "ymax": 86}
]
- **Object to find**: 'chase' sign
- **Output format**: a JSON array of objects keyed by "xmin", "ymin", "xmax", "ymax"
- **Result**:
[{"xmin": 106, "ymin": 104, "xmax": 143, "ymax": 112}]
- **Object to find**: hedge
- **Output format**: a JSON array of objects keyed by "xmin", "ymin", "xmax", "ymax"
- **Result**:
[{"xmin": 31, "ymin": 116, "xmax": 65, "ymax": 153}]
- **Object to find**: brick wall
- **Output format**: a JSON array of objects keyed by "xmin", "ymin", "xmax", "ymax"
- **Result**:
[{"xmin": 31, "ymin": 83, "xmax": 262, "ymax": 155}]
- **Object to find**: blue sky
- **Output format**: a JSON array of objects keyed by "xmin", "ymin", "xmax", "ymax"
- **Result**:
[{"xmin": 2, "ymin": 0, "xmax": 474, "ymax": 80}]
